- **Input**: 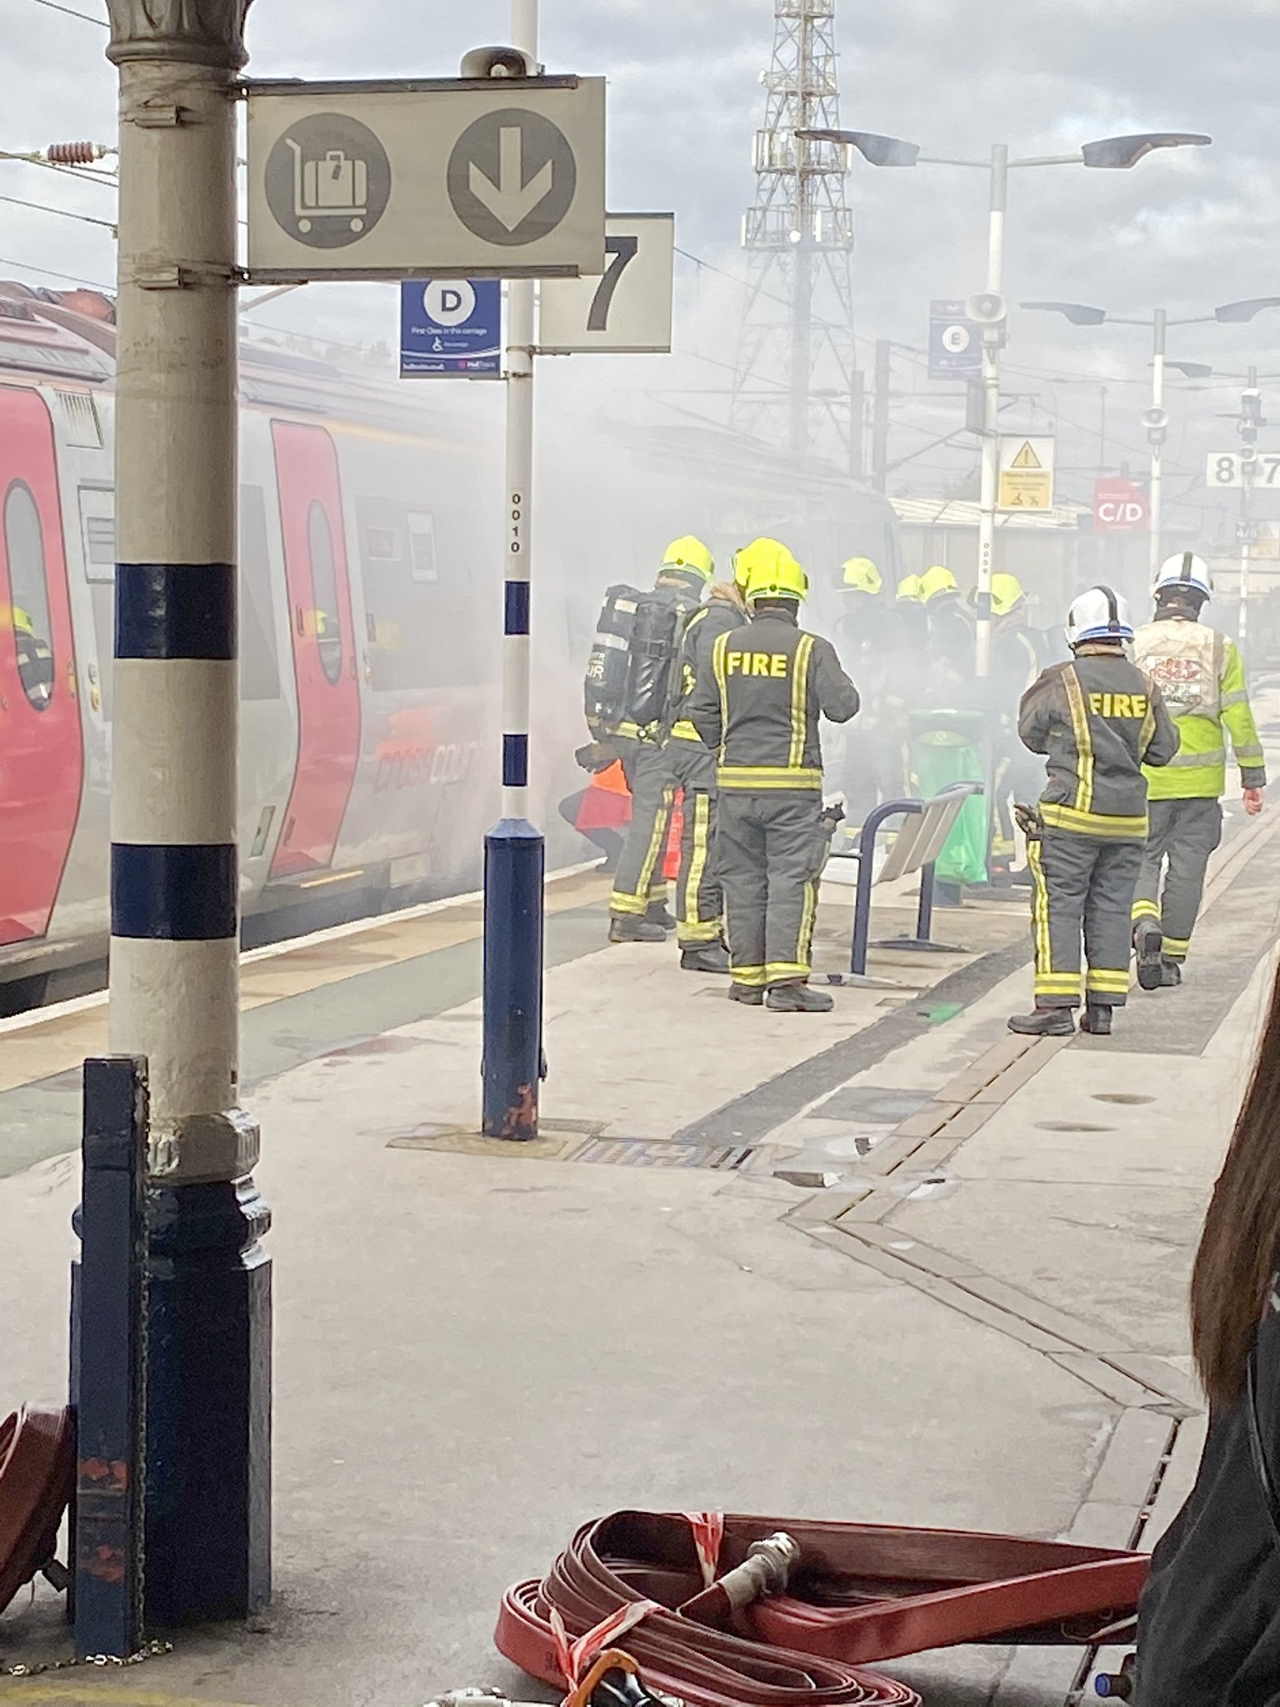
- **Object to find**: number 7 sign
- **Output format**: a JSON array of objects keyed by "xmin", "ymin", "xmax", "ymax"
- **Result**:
[{"xmin": 537, "ymin": 213, "xmax": 674, "ymax": 355}]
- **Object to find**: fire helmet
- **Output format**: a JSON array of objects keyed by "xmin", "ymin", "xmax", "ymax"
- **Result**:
[{"xmin": 1066, "ymin": 585, "xmax": 1133, "ymax": 647}]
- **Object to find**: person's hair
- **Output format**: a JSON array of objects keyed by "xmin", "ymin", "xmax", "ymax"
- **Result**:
[
  {"xmin": 1191, "ymin": 965, "xmax": 1280, "ymax": 1408},
  {"xmin": 1156, "ymin": 586, "xmax": 1207, "ymax": 618},
  {"xmin": 750, "ymin": 595, "xmax": 800, "ymax": 616}
]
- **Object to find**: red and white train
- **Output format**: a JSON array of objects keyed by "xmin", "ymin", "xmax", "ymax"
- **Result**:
[{"xmin": 0, "ymin": 281, "xmax": 902, "ymax": 1009}]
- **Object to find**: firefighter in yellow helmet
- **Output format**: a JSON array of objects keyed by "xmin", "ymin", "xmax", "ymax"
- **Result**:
[
  {"xmin": 6, "ymin": 603, "xmax": 53, "ymax": 708},
  {"xmin": 606, "ymin": 535, "xmax": 715, "ymax": 943},
  {"xmin": 833, "ymin": 557, "xmax": 892, "ymax": 818},
  {"xmin": 686, "ymin": 538, "xmax": 859, "ymax": 1011}
]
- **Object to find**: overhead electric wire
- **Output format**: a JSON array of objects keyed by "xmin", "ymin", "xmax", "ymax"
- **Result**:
[
  {"xmin": 0, "ymin": 255, "xmax": 111, "ymax": 289},
  {"xmin": 0, "ymin": 191, "xmax": 114, "ymax": 231},
  {"xmin": 27, "ymin": 0, "xmax": 108, "ymax": 25}
]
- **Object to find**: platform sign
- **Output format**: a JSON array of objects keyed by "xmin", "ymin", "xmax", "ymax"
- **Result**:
[
  {"xmin": 997, "ymin": 436, "xmax": 1055, "ymax": 511},
  {"xmin": 1093, "ymin": 476, "xmax": 1148, "ymax": 533},
  {"xmin": 928, "ymin": 299, "xmax": 982, "ymax": 380},
  {"xmin": 246, "ymin": 76, "xmax": 607, "ymax": 282},
  {"xmin": 400, "ymin": 278, "xmax": 501, "ymax": 377},
  {"xmin": 1206, "ymin": 450, "xmax": 1280, "ymax": 489},
  {"xmin": 538, "ymin": 214, "xmax": 674, "ymax": 354}
]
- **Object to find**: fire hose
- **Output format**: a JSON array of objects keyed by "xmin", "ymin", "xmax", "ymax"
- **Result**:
[
  {"xmin": 495, "ymin": 1510, "xmax": 1147, "ymax": 1707},
  {"xmin": 0, "ymin": 1407, "xmax": 74, "ymax": 1615}
]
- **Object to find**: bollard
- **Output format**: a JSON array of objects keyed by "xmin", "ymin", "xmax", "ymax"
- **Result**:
[
  {"xmin": 72, "ymin": 1056, "xmax": 148, "ymax": 1660},
  {"xmin": 482, "ymin": 821, "xmax": 545, "ymax": 1139}
]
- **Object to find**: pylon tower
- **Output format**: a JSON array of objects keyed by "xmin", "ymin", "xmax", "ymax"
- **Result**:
[{"xmin": 731, "ymin": 0, "xmax": 856, "ymax": 465}]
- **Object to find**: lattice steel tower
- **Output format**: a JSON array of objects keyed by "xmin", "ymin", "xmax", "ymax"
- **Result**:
[{"xmin": 732, "ymin": 0, "xmax": 856, "ymax": 463}]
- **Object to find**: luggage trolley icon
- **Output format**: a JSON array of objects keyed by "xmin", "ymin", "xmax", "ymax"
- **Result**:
[{"xmin": 285, "ymin": 137, "xmax": 368, "ymax": 235}]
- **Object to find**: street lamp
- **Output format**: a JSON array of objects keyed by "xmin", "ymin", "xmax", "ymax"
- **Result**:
[
  {"xmin": 797, "ymin": 128, "xmax": 1210, "ymax": 680},
  {"xmin": 1022, "ymin": 297, "xmax": 1280, "ymax": 575}
]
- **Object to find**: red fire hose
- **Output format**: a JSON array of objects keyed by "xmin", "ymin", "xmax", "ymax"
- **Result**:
[
  {"xmin": 0, "ymin": 1407, "xmax": 74, "ymax": 1615},
  {"xmin": 495, "ymin": 1510, "xmax": 1147, "ymax": 1707}
]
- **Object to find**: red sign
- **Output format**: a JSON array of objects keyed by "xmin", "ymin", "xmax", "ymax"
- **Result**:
[{"xmin": 1094, "ymin": 477, "xmax": 1149, "ymax": 533}]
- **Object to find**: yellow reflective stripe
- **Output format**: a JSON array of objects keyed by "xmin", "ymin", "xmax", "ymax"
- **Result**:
[
  {"xmin": 1035, "ymin": 975, "xmax": 1082, "ymax": 996},
  {"xmin": 732, "ymin": 965, "xmax": 767, "ymax": 988},
  {"xmin": 789, "ymin": 634, "xmax": 814, "ymax": 768},
  {"xmin": 679, "ymin": 921, "xmax": 722, "ymax": 944},
  {"xmin": 1063, "ymin": 666, "xmax": 1093, "ymax": 813},
  {"xmin": 609, "ymin": 891, "xmax": 650, "ymax": 916},
  {"xmin": 669, "ymin": 719, "xmax": 702, "ymax": 742},
  {"xmin": 712, "ymin": 631, "xmax": 729, "ymax": 761},
  {"xmin": 1131, "ymin": 899, "xmax": 1161, "ymax": 920},
  {"xmin": 1140, "ymin": 703, "xmax": 1155, "ymax": 754},
  {"xmin": 612, "ymin": 784, "xmax": 674, "ymax": 911},
  {"xmin": 612, "ymin": 720, "xmax": 645, "ymax": 740},
  {"xmin": 1086, "ymin": 970, "xmax": 1131, "ymax": 992},
  {"xmin": 766, "ymin": 961, "xmax": 810, "ymax": 981},
  {"xmin": 718, "ymin": 766, "xmax": 823, "ymax": 790},
  {"xmin": 796, "ymin": 876, "xmax": 818, "ymax": 973},
  {"xmin": 1040, "ymin": 802, "xmax": 1148, "ymax": 839},
  {"xmin": 1163, "ymin": 936, "xmax": 1191, "ymax": 955},
  {"xmin": 1027, "ymin": 838, "xmax": 1052, "ymax": 976},
  {"xmin": 682, "ymin": 791, "xmax": 713, "ymax": 926}
]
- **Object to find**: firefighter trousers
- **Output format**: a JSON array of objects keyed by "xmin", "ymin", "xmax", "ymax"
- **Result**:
[
  {"xmin": 665, "ymin": 738, "xmax": 722, "ymax": 946},
  {"xmin": 1132, "ymin": 798, "xmax": 1223, "ymax": 964},
  {"xmin": 717, "ymin": 791, "xmax": 823, "ymax": 989},
  {"xmin": 608, "ymin": 736, "xmax": 673, "ymax": 918},
  {"xmin": 1027, "ymin": 827, "xmax": 1142, "ymax": 1009}
]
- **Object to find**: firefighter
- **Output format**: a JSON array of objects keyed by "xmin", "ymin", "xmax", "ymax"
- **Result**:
[
  {"xmin": 920, "ymin": 564, "xmax": 973, "ymax": 678},
  {"xmin": 686, "ymin": 538, "xmax": 859, "ymax": 1012},
  {"xmin": 1131, "ymin": 552, "xmax": 1267, "ymax": 989},
  {"xmin": 607, "ymin": 536, "xmax": 714, "ymax": 942},
  {"xmin": 7, "ymin": 604, "xmax": 53, "ymax": 708},
  {"xmin": 1008, "ymin": 586, "xmax": 1178, "ymax": 1037},
  {"xmin": 664, "ymin": 567, "xmax": 749, "ymax": 972},
  {"xmin": 833, "ymin": 557, "xmax": 891, "ymax": 820}
]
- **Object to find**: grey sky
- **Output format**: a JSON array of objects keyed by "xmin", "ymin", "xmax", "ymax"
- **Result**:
[{"xmin": 4, "ymin": 0, "xmax": 1279, "ymax": 522}]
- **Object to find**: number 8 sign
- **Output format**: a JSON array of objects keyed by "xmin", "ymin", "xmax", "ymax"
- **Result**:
[
  {"xmin": 1207, "ymin": 450, "xmax": 1280, "ymax": 488},
  {"xmin": 538, "ymin": 213, "xmax": 674, "ymax": 355}
]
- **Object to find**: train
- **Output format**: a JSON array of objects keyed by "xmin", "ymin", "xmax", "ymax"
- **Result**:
[{"xmin": 0, "ymin": 278, "xmax": 903, "ymax": 1011}]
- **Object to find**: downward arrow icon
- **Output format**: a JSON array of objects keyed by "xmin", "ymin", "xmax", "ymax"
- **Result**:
[{"xmin": 469, "ymin": 127, "xmax": 554, "ymax": 232}]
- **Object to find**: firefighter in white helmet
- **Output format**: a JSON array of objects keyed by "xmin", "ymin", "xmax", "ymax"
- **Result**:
[
  {"xmin": 1009, "ymin": 586, "xmax": 1178, "ymax": 1037},
  {"xmin": 1130, "ymin": 553, "xmax": 1267, "ymax": 989}
]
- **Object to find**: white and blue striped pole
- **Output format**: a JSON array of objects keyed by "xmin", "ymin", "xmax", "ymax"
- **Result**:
[
  {"xmin": 482, "ymin": 0, "xmax": 545, "ymax": 1140},
  {"xmin": 102, "ymin": 0, "xmax": 270, "ymax": 1623}
]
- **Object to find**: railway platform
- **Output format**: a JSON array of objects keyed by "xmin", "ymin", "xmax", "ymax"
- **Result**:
[{"xmin": 1, "ymin": 806, "xmax": 1278, "ymax": 1707}]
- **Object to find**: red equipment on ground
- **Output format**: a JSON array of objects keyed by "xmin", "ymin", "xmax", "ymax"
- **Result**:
[
  {"xmin": 0, "ymin": 1407, "xmax": 74, "ymax": 1614},
  {"xmin": 495, "ymin": 1509, "xmax": 1146, "ymax": 1707}
]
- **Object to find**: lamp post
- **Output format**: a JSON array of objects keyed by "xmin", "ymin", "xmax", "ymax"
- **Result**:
[
  {"xmin": 1023, "ymin": 298, "xmax": 1280, "ymax": 579},
  {"xmin": 798, "ymin": 129, "xmax": 1208, "ymax": 686}
]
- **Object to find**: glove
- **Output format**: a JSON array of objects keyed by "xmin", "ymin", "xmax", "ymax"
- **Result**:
[
  {"xmin": 575, "ymin": 741, "xmax": 617, "ymax": 774},
  {"xmin": 1244, "ymin": 787, "xmax": 1265, "ymax": 816}
]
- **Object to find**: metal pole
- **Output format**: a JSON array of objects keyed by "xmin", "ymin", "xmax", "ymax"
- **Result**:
[
  {"xmin": 871, "ymin": 338, "xmax": 891, "ymax": 491},
  {"xmin": 482, "ymin": 0, "xmax": 544, "ymax": 1140},
  {"xmin": 1149, "ymin": 308, "xmax": 1167, "ymax": 579},
  {"xmin": 105, "ymin": 0, "xmax": 269, "ymax": 1625},
  {"xmin": 789, "ymin": 10, "xmax": 813, "ymax": 462},
  {"xmin": 1240, "ymin": 367, "xmax": 1258, "ymax": 650},
  {"xmin": 974, "ymin": 142, "xmax": 1007, "ymax": 680},
  {"xmin": 848, "ymin": 366, "xmax": 865, "ymax": 480}
]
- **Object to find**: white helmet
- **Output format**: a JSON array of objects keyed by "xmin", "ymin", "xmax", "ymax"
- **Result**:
[
  {"xmin": 1067, "ymin": 584, "xmax": 1133, "ymax": 647},
  {"xmin": 1155, "ymin": 551, "xmax": 1213, "ymax": 602}
]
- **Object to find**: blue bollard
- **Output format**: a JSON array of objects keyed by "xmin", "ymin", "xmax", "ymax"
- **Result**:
[
  {"xmin": 72, "ymin": 1056, "xmax": 148, "ymax": 1659},
  {"xmin": 482, "ymin": 819, "xmax": 545, "ymax": 1140}
]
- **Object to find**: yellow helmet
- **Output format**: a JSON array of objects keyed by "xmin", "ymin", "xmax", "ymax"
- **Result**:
[
  {"xmin": 5, "ymin": 605, "xmax": 33, "ymax": 634},
  {"xmin": 920, "ymin": 565, "xmax": 959, "ymax": 603},
  {"xmin": 661, "ymin": 535, "xmax": 714, "ymax": 581},
  {"xmin": 841, "ymin": 556, "xmax": 882, "ymax": 596},
  {"xmin": 895, "ymin": 574, "xmax": 923, "ymax": 603},
  {"xmin": 990, "ymin": 572, "xmax": 1026, "ymax": 618},
  {"xmin": 736, "ymin": 537, "xmax": 808, "ymax": 605}
]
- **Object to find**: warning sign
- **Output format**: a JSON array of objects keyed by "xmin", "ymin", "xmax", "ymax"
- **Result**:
[{"xmin": 998, "ymin": 436, "xmax": 1055, "ymax": 511}]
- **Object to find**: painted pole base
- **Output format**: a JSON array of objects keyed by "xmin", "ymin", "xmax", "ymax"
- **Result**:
[
  {"xmin": 482, "ymin": 818, "xmax": 545, "ymax": 1141},
  {"xmin": 144, "ymin": 1178, "xmax": 271, "ymax": 1625}
]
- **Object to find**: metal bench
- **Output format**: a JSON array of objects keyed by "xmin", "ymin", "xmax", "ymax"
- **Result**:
[{"xmin": 825, "ymin": 782, "xmax": 985, "ymax": 980}]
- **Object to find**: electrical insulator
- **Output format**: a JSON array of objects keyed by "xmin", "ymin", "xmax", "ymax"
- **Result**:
[{"xmin": 45, "ymin": 142, "xmax": 106, "ymax": 166}]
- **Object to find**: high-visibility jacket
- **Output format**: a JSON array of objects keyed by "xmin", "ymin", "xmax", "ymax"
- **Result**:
[
  {"xmin": 1133, "ymin": 616, "xmax": 1267, "ymax": 800},
  {"xmin": 1018, "ymin": 643, "xmax": 1179, "ymax": 838},
  {"xmin": 668, "ymin": 584, "xmax": 746, "ymax": 744},
  {"xmin": 686, "ymin": 610, "xmax": 859, "ymax": 791}
]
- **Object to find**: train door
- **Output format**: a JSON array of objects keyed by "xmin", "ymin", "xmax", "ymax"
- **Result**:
[
  {"xmin": 0, "ymin": 387, "xmax": 84, "ymax": 943},
  {"xmin": 270, "ymin": 420, "xmax": 362, "ymax": 877}
]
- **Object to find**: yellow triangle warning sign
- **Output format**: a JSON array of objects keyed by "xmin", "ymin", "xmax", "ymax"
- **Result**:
[{"xmin": 1010, "ymin": 441, "xmax": 1042, "ymax": 470}]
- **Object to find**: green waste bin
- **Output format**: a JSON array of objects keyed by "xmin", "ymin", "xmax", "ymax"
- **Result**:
[{"xmin": 909, "ymin": 709, "xmax": 986, "ymax": 886}]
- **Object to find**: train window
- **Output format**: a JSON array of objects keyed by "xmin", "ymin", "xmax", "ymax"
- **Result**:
[
  {"xmin": 239, "ymin": 485, "xmax": 281, "ymax": 701},
  {"xmin": 306, "ymin": 499, "xmax": 343, "ymax": 686},
  {"xmin": 358, "ymin": 496, "xmax": 481, "ymax": 692},
  {"xmin": 3, "ymin": 481, "xmax": 54, "ymax": 711}
]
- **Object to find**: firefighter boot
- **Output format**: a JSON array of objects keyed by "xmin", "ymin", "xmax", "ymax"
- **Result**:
[
  {"xmin": 1079, "ymin": 1003, "xmax": 1113, "ymax": 1036},
  {"xmin": 646, "ymin": 903, "xmax": 677, "ymax": 931},
  {"xmin": 1134, "ymin": 920, "xmax": 1164, "ymax": 992},
  {"xmin": 1007, "ymin": 1004, "xmax": 1075, "ymax": 1037},
  {"xmin": 767, "ymin": 983, "xmax": 835, "ymax": 1014},
  {"xmin": 681, "ymin": 942, "xmax": 731, "ymax": 974},
  {"xmin": 1160, "ymin": 959, "xmax": 1182, "ymax": 987},
  {"xmin": 609, "ymin": 917, "xmax": 668, "ymax": 944},
  {"xmin": 729, "ymin": 984, "xmax": 764, "ymax": 1006}
]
